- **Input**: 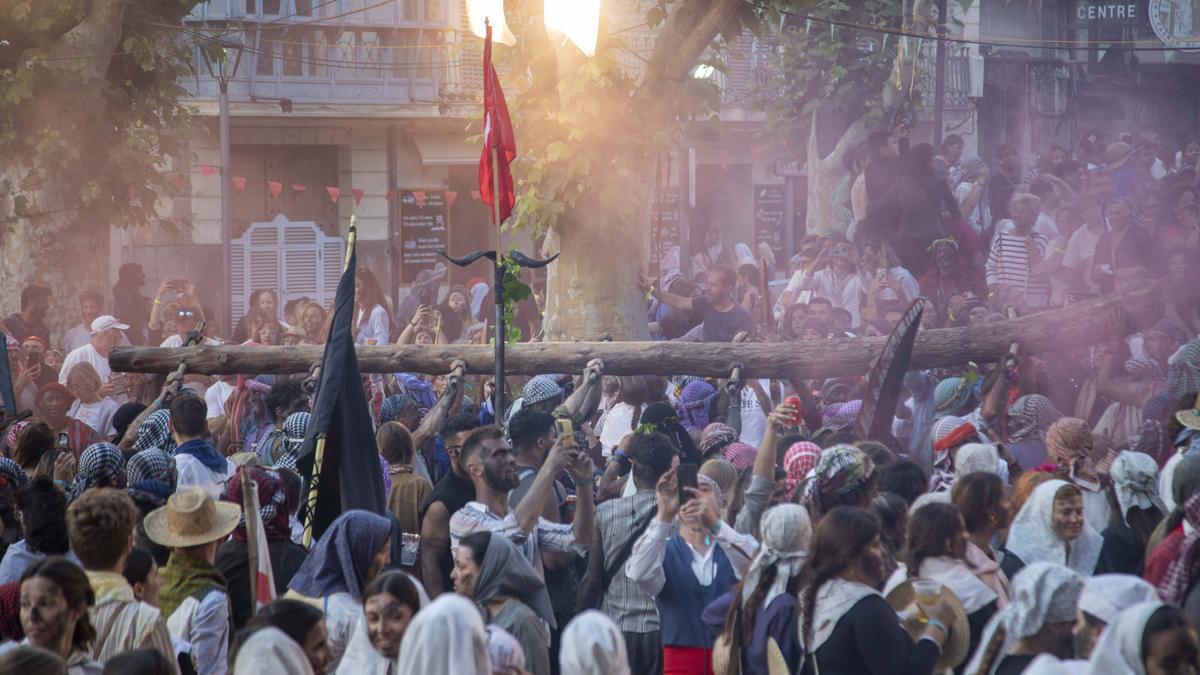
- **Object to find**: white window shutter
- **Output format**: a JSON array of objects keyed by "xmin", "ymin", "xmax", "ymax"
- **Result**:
[
  {"xmin": 230, "ymin": 214, "xmax": 345, "ymax": 319},
  {"xmin": 320, "ymin": 234, "xmax": 345, "ymax": 310},
  {"xmin": 282, "ymin": 222, "xmax": 320, "ymax": 308}
]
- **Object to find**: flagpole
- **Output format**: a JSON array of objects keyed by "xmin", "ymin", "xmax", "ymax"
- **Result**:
[
  {"xmin": 492, "ymin": 146, "xmax": 506, "ymax": 417},
  {"xmin": 303, "ymin": 216, "xmax": 355, "ymax": 548},
  {"xmin": 240, "ymin": 465, "xmax": 259, "ymax": 607}
]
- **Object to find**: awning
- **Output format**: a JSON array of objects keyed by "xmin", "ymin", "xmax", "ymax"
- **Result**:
[{"xmin": 410, "ymin": 133, "xmax": 476, "ymax": 166}]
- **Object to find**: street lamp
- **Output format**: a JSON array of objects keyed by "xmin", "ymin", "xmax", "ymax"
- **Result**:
[{"xmin": 200, "ymin": 36, "xmax": 244, "ymax": 336}]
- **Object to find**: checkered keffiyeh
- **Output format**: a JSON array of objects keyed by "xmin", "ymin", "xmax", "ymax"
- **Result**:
[
  {"xmin": 722, "ymin": 442, "xmax": 758, "ymax": 471},
  {"xmin": 70, "ymin": 442, "xmax": 124, "ymax": 502},
  {"xmin": 132, "ymin": 409, "xmax": 175, "ymax": 453},
  {"xmin": 522, "ymin": 375, "xmax": 564, "ymax": 405},
  {"xmin": 934, "ymin": 377, "xmax": 973, "ymax": 415},
  {"xmin": 275, "ymin": 412, "xmax": 310, "ymax": 471},
  {"xmin": 1007, "ymin": 395, "xmax": 1063, "ymax": 443},
  {"xmin": 784, "ymin": 442, "xmax": 822, "ymax": 494},
  {"xmin": 1158, "ymin": 492, "xmax": 1200, "ymax": 605},
  {"xmin": 126, "ymin": 448, "xmax": 175, "ymax": 488},
  {"xmin": 224, "ymin": 467, "xmax": 291, "ymax": 542},
  {"xmin": 380, "ymin": 394, "xmax": 409, "ymax": 423},
  {"xmin": 699, "ymin": 423, "xmax": 739, "ymax": 456},
  {"xmin": 821, "ymin": 400, "xmax": 862, "ymax": 431},
  {"xmin": 0, "ymin": 458, "xmax": 28, "ymax": 490}
]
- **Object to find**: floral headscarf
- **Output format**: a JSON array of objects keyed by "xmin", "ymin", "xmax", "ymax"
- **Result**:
[{"xmin": 804, "ymin": 445, "xmax": 875, "ymax": 517}]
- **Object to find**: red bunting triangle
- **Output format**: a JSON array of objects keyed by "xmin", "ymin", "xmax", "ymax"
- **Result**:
[
  {"xmin": 471, "ymin": 190, "xmax": 481, "ymax": 200},
  {"xmin": 200, "ymin": 164, "xmax": 217, "ymax": 176},
  {"xmin": 232, "ymin": 176, "xmax": 247, "ymax": 192},
  {"xmin": 445, "ymin": 191, "xmax": 458, "ymax": 208},
  {"xmin": 171, "ymin": 174, "xmax": 186, "ymax": 189},
  {"xmin": 352, "ymin": 188, "xmax": 364, "ymax": 206},
  {"xmin": 413, "ymin": 190, "xmax": 427, "ymax": 208},
  {"xmin": 326, "ymin": 186, "xmax": 341, "ymax": 204},
  {"xmin": 385, "ymin": 189, "xmax": 396, "ymax": 202},
  {"xmin": 267, "ymin": 180, "xmax": 283, "ymax": 199},
  {"xmin": 291, "ymin": 184, "xmax": 307, "ymax": 193}
]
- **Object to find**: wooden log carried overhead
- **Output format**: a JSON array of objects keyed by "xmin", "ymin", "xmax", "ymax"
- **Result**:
[{"xmin": 110, "ymin": 280, "xmax": 1163, "ymax": 380}]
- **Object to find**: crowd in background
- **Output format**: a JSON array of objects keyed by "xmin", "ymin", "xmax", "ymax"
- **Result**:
[{"xmin": 0, "ymin": 125, "xmax": 1198, "ymax": 674}]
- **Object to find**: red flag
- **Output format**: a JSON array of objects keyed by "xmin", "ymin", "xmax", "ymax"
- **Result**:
[
  {"xmin": 352, "ymin": 188, "xmax": 364, "ymax": 206},
  {"xmin": 292, "ymin": 184, "xmax": 307, "ymax": 193},
  {"xmin": 200, "ymin": 164, "xmax": 217, "ymax": 176},
  {"xmin": 326, "ymin": 186, "xmax": 341, "ymax": 204},
  {"xmin": 445, "ymin": 190, "xmax": 458, "ymax": 208},
  {"xmin": 268, "ymin": 180, "xmax": 283, "ymax": 199},
  {"xmin": 478, "ymin": 24, "xmax": 517, "ymax": 225},
  {"xmin": 232, "ymin": 176, "xmax": 247, "ymax": 192}
]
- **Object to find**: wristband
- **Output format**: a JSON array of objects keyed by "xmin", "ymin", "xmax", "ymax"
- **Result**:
[
  {"xmin": 153, "ymin": 299, "xmax": 162, "ymax": 305},
  {"xmin": 927, "ymin": 618, "xmax": 948, "ymax": 635},
  {"xmin": 152, "ymin": 398, "xmax": 162, "ymax": 408}
]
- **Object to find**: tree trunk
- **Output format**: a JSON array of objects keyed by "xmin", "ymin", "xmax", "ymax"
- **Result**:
[{"xmin": 112, "ymin": 280, "xmax": 1162, "ymax": 377}]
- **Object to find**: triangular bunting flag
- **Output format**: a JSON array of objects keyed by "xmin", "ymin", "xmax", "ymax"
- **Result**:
[
  {"xmin": 171, "ymin": 174, "xmax": 186, "ymax": 189},
  {"xmin": 200, "ymin": 164, "xmax": 217, "ymax": 176},
  {"xmin": 385, "ymin": 189, "xmax": 396, "ymax": 202},
  {"xmin": 326, "ymin": 186, "xmax": 341, "ymax": 204},
  {"xmin": 352, "ymin": 188, "xmax": 364, "ymax": 206},
  {"xmin": 268, "ymin": 180, "xmax": 283, "ymax": 199},
  {"xmin": 445, "ymin": 191, "xmax": 458, "ymax": 208},
  {"xmin": 413, "ymin": 190, "xmax": 426, "ymax": 208},
  {"xmin": 232, "ymin": 176, "xmax": 247, "ymax": 192},
  {"xmin": 292, "ymin": 184, "xmax": 307, "ymax": 193}
]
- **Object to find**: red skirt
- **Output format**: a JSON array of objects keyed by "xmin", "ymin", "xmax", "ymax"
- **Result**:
[{"xmin": 663, "ymin": 645, "xmax": 713, "ymax": 675}]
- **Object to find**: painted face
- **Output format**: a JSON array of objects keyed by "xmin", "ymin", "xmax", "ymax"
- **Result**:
[
  {"xmin": 477, "ymin": 438, "xmax": 519, "ymax": 492},
  {"xmin": 364, "ymin": 592, "xmax": 415, "ymax": 659},
  {"xmin": 20, "ymin": 576, "xmax": 82, "ymax": 653},
  {"xmin": 301, "ymin": 619, "xmax": 333, "ymax": 674},
  {"xmin": 40, "ymin": 390, "xmax": 70, "ymax": 419},
  {"xmin": 1144, "ymin": 624, "xmax": 1200, "ymax": 675},
  {"xmin": 451, "ymin": 545, "xmax": 481, "ymax": 598},
  {"xmin": 1051, "ymin": 493, "xmax": 1085, "ymax": 542}
]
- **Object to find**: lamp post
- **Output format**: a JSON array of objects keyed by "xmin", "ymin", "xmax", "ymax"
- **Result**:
[{"xmin": 201, "ymin": 37, "xmax": 244, "ymax": 335}]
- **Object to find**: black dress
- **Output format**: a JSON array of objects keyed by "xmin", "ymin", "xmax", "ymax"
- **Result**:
[
  {"xmin": 800, "ymin": 594, "xmax": 941, "ymax": 675},
  {"xmin": 1096, "ymin": 522, "xmax": 1145, "ymax": 575},
  {"xmin": 994, "ymin": 653, "xmax": 1036, "ymax": 675},
  {"xmin": 216, "ymin": 538, "xmax": 309, "ymax": 630}
]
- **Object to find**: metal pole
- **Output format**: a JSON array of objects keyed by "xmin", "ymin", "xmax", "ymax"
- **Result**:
[
  {"xmin": 783, "ymin": 178, "xmax": 795, "ymax": 264},
  {"xmin": 219, "ymin": 79, "xmax": 233, "ymax": 337},
  {"xmin": 933, "ymin": 0, "xmax": 948, "ymax": 147},
  {"xmin": 491, "ymin": 146, "xmax": 505, "ymax": 417}
]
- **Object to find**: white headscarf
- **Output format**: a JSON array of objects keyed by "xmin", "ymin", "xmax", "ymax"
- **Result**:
[
  {"xmin": 955, "ymin": 443, "xmax": 1001, "ymax": 478},
  {"xmin": 885, "ymin": 556, "xmax": 998, "ymax": 614},
  {"xmin": 1006, "ymin": 479, "xmax": 1103, "ymax": 575},
  {"xmin": 965, "ymin": 562, "xmax": 1084, "ymax": 675},
  {"xmin": 234, "ymin": 627, "xmax": 315, "ymax": 675},
  {"xmin": 1022, "ymin": 654, "xmax": 1079, "ymax": 674},
  {"xmin": 485, "ymin": 625, "xmax": 526, "ymax": 674},
  {"xmin": 1108, "ymin": 452, "xmax": 1167, "ymax": 526},
  {"xmin": 741, "ymin": 504, "xmax": 811, "ymax": 607},
  {"xmin": 559, "ymin": 610, "xmax": 631, "ymax": 675},
  {"xmin": 396, "ymin": 594, "xmax": 490, "ymax": 675},
  {"xmin": 1078, "ymin": 575, "xmax": 1160, "ymax": 624},
  {"xmin": 337, "ymin": 571, "xmax": 429, "ymax": 675},
  {"xmin": 1085, "ymin": 602, "xmax": 1166, "ymax": 675}
]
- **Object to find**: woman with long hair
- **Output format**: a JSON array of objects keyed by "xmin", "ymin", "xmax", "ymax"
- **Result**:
[
  {"xmin": 233, "ymin": 289, "xmax": 283, "ymax": 343},
  {"xmin": 354, "ymin": 269, "xmax": 392, "ymax": 346},
  {"xmin": 63, "ymin": 363, "xmax": 118, "ymax": 440},
  {"xmin": 888, "ymin": 502, "xmax": 998, "ymax": 672},
  {"xmin": 951, "ymin": 472, "xmax": 1011, "ymax": 607},
  {"xmin": 704, "ymin": 504, "xmax": 811, "ymax": 675},
  {"xmin": 797, "ymin": 506, "xmax": 952, "ymax": 674},
  {"xmin": 18, "ymin": 556, "xmax": 99, "ymax": 673}
]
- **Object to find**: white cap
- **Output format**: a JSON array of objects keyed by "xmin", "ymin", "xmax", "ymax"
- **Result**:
[{"xmin": 90, "ymin": 315, "xmax": 130, "ymax": 334}]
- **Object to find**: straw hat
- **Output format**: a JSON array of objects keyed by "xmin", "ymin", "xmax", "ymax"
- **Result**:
[
  {"xmin": 1176, "ymin": 395, "xmax": 1200, "ymax": 431},
  {"xmin": 1105, "ymin": 142, "xmax": 1133, "ymax": 170},
  {"xmin": 144, "ymin": 488, "xmax": 241, "ymax": 548},
  {"xmin": 886, "ymin": 579, "xmax": 971, "ymax": 671}
]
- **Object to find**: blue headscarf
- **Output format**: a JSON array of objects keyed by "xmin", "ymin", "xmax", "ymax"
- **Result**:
[
  {"xmin": 287, "ymin": 510, "xmax": 393, "ymax": 600},
  {"xmin": 380, "ymin": 394, "xmax": 410, "ymax": 423},
  {"xmin": 396, "ymin": 374, "xmax": 436, "ymax": 411}
]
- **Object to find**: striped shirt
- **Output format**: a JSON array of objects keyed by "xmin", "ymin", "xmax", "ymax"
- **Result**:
[
  {"xmin": 449, "ymin": 501, "xmax": 586, "ymax": 579},
  {"xmin": 597, "ymin": 490, "xmax": 660, "ymax": 634},
  {"xmin": 985, "ymin": 222, "xmax": 1049, "ymax": 307}
]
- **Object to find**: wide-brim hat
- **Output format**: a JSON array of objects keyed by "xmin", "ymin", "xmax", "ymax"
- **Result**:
[
  {"xmin": 1105, "ymin": 141, "xmax": 1133, "ymax": 170},
  {"xmin": 1177, "ymin": 398, "xmax": 1200, "ymax": 431},
  {"xmin": 886, "ymin": 579, "xmax": 971, "ymax": 672},
  {"xmin": 144, "ymin": 488, "xmax": 241, "ymax": 548}
]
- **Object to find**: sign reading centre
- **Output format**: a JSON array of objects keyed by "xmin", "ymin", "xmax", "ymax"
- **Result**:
[{"xmin": 1077, "ymin": 2, "xmax": 1138, "ymax": 21}]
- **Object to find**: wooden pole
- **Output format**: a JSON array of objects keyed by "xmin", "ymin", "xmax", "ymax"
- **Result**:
[
  {"xmin": 302, "ymin": 434, "xmax": 325, "ymax": 548},
  {"xmin": 240, "ymin": 465, "xmax": 259, "ymax": 608},
  {"xmin": 110, "ymin": 280, "xmax": 1164, "ymax": 380}
]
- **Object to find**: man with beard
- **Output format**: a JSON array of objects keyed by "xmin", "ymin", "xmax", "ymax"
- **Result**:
[
  {"xmin": 419, "ymin": 413, "xmax": 480, "ymax": 597},
  {"xmin": 3, "ymin": 285, "xmax": 51, "ymax": 344},
  {"xmin": 448, "ymin": 425, "xmax": 594, "ymax": 578},
  {"xmin": 919, "ymin": 238, "xmax": 986, "ymax": 327},
  {"xmin": 645, "ymin": 266, "xmax": 755, "ymax": 342}
]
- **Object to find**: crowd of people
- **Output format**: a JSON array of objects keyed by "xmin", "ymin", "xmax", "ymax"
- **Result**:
[{"xmin": 0, "ymin": 125, "xmax": 1198, "ymax": 675}]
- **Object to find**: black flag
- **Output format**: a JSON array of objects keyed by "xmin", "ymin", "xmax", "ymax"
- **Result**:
[
  {"xmin": 852, "ymin": 298, "xmax": 925, "ymax": 444},
  {"xmin": 296, "ymin": 225, "xmax": 386, "ymax": 542}
]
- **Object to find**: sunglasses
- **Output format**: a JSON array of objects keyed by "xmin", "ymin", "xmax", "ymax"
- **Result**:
[{"xmin": 177, "ymin": 310, "xmax": 196, "ymax": 318}]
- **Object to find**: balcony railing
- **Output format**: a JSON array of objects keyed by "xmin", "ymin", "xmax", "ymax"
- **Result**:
[{"xmin": 186, "ymin": 0, "xmax": 446, "ymax": 28}]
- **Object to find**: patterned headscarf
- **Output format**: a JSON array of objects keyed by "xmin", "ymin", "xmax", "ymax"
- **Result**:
[
  {"xmin": 722, "ymin": 442, "xmax": 757, "ymax": 471},
  {"xmin": 1124, "ymin": 357, "xmax": 1164, "ymax": 381},
  {"xmin": 821, "ymin": 400, "xmax": 862, "ymax": 431},
  {"xmin": 1108, "ymin": 451, "xmax": 1166, "ymax": 526},
  {"xmin": 1167, "ymin": 338, "xmax": 1200, "ymax": 401},
  {"xmin": 0, "ymin": 458, "xmax": 28, "ymax": 491},
  {"xmin": 805, "ymin": 445, "xmax": 875, "ymax": 516},
  {"xmin": 740, "ymin": 504, "xmax": 811, "ymax": 607},
  {"xmin": 521, "ymin": 375, "xmax": 564, "ymax": 406},
  {"xmin": 287, "ymin": 510, "xmax": 393, "ymax": 600},
  {"xmin": 126, "ymin": 448, "xmax": 175, "ymax": 490},
  {"xmin": 1007, "ymin": 395, "xmax": 1063, "ymax": 443},
  {"xmin": 675, "ymin": 380, "xmax": 718, "ymax": 432},
  {"xmin": 934, "ymin": 377, "xmax": 974, "ymax": 415},
  {"xmin": 699, "ymin": 423, "xmax": 739, "ymax": 456},
  {"xmin": 3, "ymin": 420, "xmax": 30, "ymax": 452},
  {"xmin": 132, "ymin": 409, "xmax": 175, "ymax": 453},
  {"xmin": 224, "ymin": 467, "xmax": 292, "ymax": 542},
  {"xmin": 1158, "ymin": 492, "xmax": 1200, "ymax": 605},
  {"xmin": 931, "ymin": 416, "xmax": 975, "ymax": 466},
  {"xmin": 0, "ymin": 581, "xmax": 21, "ymax": 641},
  {"xmin": 784, "ymin": 442, "xmax": 823, "ymax": 495},
  {"xmin": 70, "ymin": 442, "xmax": 124, "ymax": 502},
  {"xmin": 397, "ymin": 374, "xmax": 437, "ymax": 411},
  {"xmin": 1044, "ymin": 417, "xmax": 1093, "ymax": 467},
  {"xmin": 380, "ymin": 394, "xmax": 410, "ymax": 423}
]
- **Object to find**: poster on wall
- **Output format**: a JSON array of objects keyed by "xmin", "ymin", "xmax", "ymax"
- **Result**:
[
  {"xmin": 399, "ymin": 190, "xmax": 449, "ymax": 284},
  {"xmin": 753, "ymin": 184, "xmax": 785, "ymax": 264},
  {"xmin": 651, "ymin": 186, "xmax": 681, "ymax": 272}
]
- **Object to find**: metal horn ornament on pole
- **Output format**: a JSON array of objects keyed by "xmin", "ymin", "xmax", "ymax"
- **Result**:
[{"xmin": 439, "ymin": 247, "xmax": 557, "ymax": 419}]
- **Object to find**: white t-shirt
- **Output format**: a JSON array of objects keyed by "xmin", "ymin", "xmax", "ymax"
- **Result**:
[
  {"xmin": 59, "ymin": 343, "xmax": 112, "ymax": 385},
  {"xmin": 954, "ymin": 182, "xmax": 984, "ymax": 234},
  {"xmin": 1034, "ymin": 211, "xmax": 1059, "ymax": 242},
  {"xmin": 175, "ymin": 454, "xmax": 236, "ymax": 499},
  {"xmin": 355, "ymin": 305, "xmax": 390, "ymax": 345},
  {"xmin": 1061, "ymin": 225, "xmax": 1107, "ymax": 295},
  {"xmin": 68, "ymin": 398, "xmax": 119, "ymax": 439},
  {"xmin": 159, "ymin": 334, "xmax": 220, "ymax": 348},
  {"xmin": 738, "ymin": 380, "xmax": 770, "ymax": 447},
  {"xmin": 204, "ymin": 381, "xmax": 236, "ymax": 420}
]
